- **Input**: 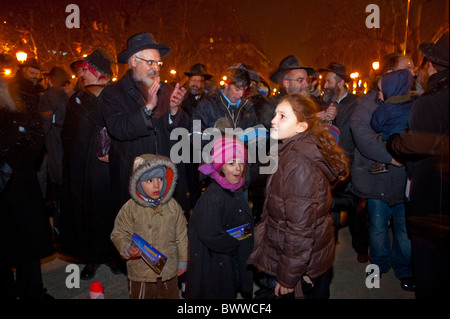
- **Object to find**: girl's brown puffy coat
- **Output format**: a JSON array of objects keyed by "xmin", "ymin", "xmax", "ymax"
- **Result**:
[{"xmin": 247, "ymin": 131, "xmax": 341, "ymax": 298}]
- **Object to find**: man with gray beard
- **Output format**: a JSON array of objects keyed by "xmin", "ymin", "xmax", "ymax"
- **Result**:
[{"xmin": 99, "ymin": 33, "xmax": 190, "ymax": 216}]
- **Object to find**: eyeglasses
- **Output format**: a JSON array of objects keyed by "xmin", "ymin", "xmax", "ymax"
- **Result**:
[
  {"xmin": 285, "ymin": 77, "xmax": 308, "ymax": 83},
  {"xmin": 135, "ymin": 56, "xmax": 163, "ymax": 67}
]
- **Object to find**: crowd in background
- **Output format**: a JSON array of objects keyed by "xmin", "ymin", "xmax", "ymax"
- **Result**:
[{"xmin": 0, "ymin": 28, "xmax": 448, "ymax": 300}]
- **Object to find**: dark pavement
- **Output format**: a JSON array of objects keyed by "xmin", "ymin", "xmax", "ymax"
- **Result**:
[{"xmin": 40, "ymin": 225, "xmax": 415, "ymax": 300}]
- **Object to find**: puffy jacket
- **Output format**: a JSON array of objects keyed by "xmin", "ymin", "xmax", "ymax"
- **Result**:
[
  {"xmin": 191, "ymin": 91, "xmax": 258, "ymax": 133},
  {"xmin": 185, "ymin": 181, "xmax": 254, "ymax": 299},
  {"xmin": 111, "ymin": 154, "xmax": 188, "ymax": 282},
  {"xmin": 247, "ymin": 131, "xmax": 341, "ymax": 298}
]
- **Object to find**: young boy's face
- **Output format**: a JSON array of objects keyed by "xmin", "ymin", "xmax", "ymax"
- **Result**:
[{"xmin": 141, "ymin": 177, "xmax": 164, "ymax": 199}]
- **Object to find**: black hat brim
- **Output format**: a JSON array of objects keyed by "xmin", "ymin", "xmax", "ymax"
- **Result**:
[
  {"xmin": 419, "ymin": 42, "xmax": 449, "ymax": 67},
  {"xmin": 184, "ymin": 72, "xmax": 213, "ymax": 80},
  {"xmin": 117, "ymin": 44, "xmax": 171, "ymax": 64},
  {"xmin": 318, "ymin": 68, "xmax": 351, "ymax": 82},
  {"xmin": 270, "ymin": 66, "xmax": 315, "ymax": 84}
]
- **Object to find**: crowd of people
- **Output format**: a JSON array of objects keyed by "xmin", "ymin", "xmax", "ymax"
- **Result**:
[{"xmin": 0, "ymin": 29, "xmax": 448, "ymax": 300}]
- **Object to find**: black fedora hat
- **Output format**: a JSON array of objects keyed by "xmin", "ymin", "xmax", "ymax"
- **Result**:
[
  {"xmin": 83, "ymin": 49, "xmax": 113, "ymax": 77},
  {"xmin": 117, "ymin": 33, "xmax": 170, "ymax": 64},
  {"xmin": 184, "ymin": 63, "xmax": 213, "ymax": 80},
  {"xmin": 270, "ymin": 55, "xmax": 314, "ymax": 84},
  {"xmin": 319, "ymin": 62, "xmax": 351, "ymax": 82},
  {"xmin": 419, "ymin": 31, "xmax": 449, "ymax": 67}
]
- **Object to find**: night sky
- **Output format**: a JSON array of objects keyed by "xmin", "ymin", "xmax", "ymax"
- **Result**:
[
  {"xmin": 1, "ymin": 0, "xmax": 448, "ymax": 78},
  {"xmin": 229, "ymin": 0, "xmax": 449, "ymax": 74}
]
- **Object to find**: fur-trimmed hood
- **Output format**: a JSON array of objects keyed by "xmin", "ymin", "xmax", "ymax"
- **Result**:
[{"xmin": 129, "ymin": 154, "xmax": 178, "ymax": 207}]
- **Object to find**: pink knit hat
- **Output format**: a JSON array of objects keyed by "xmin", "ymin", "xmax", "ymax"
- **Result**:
[{"xmin": 211, "ymin": 136, "xmax": 246, "ymax": 171}]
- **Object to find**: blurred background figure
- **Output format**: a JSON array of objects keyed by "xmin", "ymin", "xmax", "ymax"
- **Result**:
[
  {"xmin": 39, "ymin": 66, "xmax": 71, "ymax": 238},
  {"xmin": 1, "ymin": 60, "xmax": 54, "ymax": 299}
]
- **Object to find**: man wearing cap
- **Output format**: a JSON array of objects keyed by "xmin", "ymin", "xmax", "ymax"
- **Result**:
[
  {"xmin": 182, "ymin": 63, "xmax": 212, "ymax": 118},
  {"xmin": 191, "ymin": 64, "xmax": 258, "ymax": 138},
  {"xmin": 387, "ymin": 31, "xmax": 449, "ymax": 299},
  {"xmin": 99, "ymin": 33, "xmax": 189, "ymax": 216}
]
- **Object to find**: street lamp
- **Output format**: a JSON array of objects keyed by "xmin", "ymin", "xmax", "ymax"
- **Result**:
[
  {"xmin": 16, "ymin": 51, "xmax": 27, "ymax": 63},
  {"xmin": 350, "ymin": 72, "xmax": 359, "ymax": 79},
  {"xmin": 372, "ymin": 61, "xmax": 380, "ymax": 71}
]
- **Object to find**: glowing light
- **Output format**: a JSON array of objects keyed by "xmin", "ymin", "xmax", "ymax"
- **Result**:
[
  {"xmin": 222, "ymin": 76, "xmax": 227, "ymax": 81},
  {"xmin": 170, "ymin": 70, "xmax": 177, "ymax": 75},
  {"xmin": 4, "ymin": 69, "xmax": 11, "ymax": 76},
  {"xmin": 219, "ymin": 80, "xmax": 225, "ymax": 86},
  {"xmin": 372, "ymin": 61, "xmax": 380, "ymax": 70},
  {"xmin": 71, "ymin": 75, "xmax": 75, "ymax": 79},
  {"xmin": 16, "ymin": 51, "xmax": 27, "ymax": 63},
  {"xmin": 112, "ymin": 77, "xmax": 117, "ymax": 82}
]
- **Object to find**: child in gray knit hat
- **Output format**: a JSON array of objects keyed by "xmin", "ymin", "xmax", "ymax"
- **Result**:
[{"xmin": 111, "ymin": 154, "xmax": 187, "ymax": 299}]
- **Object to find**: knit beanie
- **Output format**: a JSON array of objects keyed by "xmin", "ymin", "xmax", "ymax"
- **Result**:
[
  {"xmin": 137, "ymin": 166, "xmax": 167, "ymax": 205},
  {"xmin": 211, "ymin": 136, "xmax": 246, "ymax": 171},
  {"xmin": 198, "ymin": 136, "xmax": 247, "ymax": 191}
]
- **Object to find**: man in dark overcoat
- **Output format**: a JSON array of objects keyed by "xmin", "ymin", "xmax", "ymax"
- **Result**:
[
  {"xmin": 387, "ymin": 31, "xmax": 449, "ymax": 299},
  {"xmin": 99, "ymin": 33, "xmax": 189, "ymax": 215}
]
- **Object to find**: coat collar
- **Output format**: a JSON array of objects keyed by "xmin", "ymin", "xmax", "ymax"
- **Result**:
[
  {"xmin": 427, "ymin": 68, "xmax": 449, "ymax": 92},
  {"xmin": 123, "ymin": 70, "xmax": 147, "ymax": 107},
  {"xmin": 277, "ymin": 131, "xmax": 342, "ymax": 182}
]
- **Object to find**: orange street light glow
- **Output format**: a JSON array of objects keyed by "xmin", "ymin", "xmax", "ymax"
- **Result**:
[
  {"xmin": 16, "ymin": 51, "xmax": 27, "ymax": 63},
  {"xmin": 372, "ymin": 61, "xmax": 380, "ymax": 70}
]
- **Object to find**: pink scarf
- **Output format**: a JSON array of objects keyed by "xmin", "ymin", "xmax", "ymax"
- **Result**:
[{"xmin": 198, "ymin": 163, "xmax": 244, "ymax": 191}]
